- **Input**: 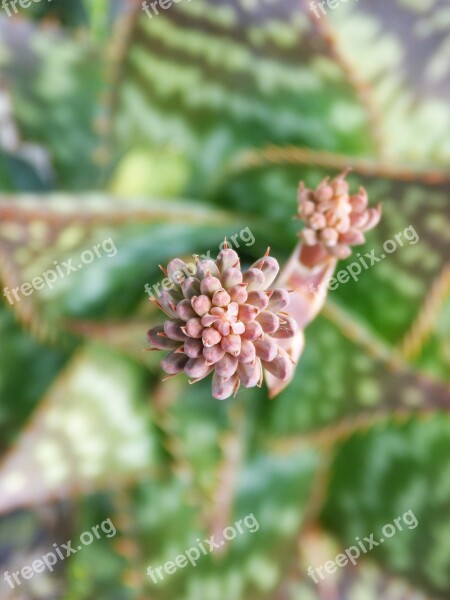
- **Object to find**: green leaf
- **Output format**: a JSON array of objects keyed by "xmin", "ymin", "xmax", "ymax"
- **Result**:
[
  {"xmin": 0, "ymin": 343, "xmax": 159, "ymax": 515},
  {"xmin": 322, "ymin": 415, "xmax": 450, "ymax": 595},
  {"xmin": 110, "ymin": 0, "xmax": 375, "ymax": 195},
  {"xmin": 326, "ymin": 0, "xmax": 450, "ymax": 166}
]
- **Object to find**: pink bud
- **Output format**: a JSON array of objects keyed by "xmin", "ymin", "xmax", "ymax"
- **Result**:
[
  {"xmin": 350, "ymin": 188, "xmax": 368, "ymax": 211},
  {"xmin": 340, "ymin": 229, "xmax": 366, "ymax": 246},
  {"xmin": 319, "ymin": 227, "xmax": 339, "ymax": 246},
  {"xmin": 226, "ymin": 302, "xmax": 239, "ymax": 318},
  {"xmin": 238, "ymin": 304, "xmax": 260, "ymax": 323},
  {"xmin": 164, "ymin": 320, "xmax": 188, "ymax": 341},
  {"xmin": 237, "ymin": 360, "xmax": 262, "ymax": 388},
  {"xmin": 203, "ymin": 343, "xmax": 225, "ymax": 363},
  {"xmin": 161, "ymin": 351, "xmax": 189, "ymax": 375},
  {"xmin": 202, "ymin": 327, "xmax": 222, "ymax": 348},
  {"xmin": 332, "ymin": 175, "xmax": 349, "ymax": 196},
  {"xmin": 184, "ymin": 318, "xmax": 204, "ymax": 338},
  {"xmin": 167, "ymin": 259, "xmax": 188, "ymax": 284},
  {"xmin": 262, "ymin": 348, "xmax": 293, "ymax": 381},
  {"xmin": 256, "ymin": 311, "xmax": 280, "ymax": 334},
  {"xmin": 253, "ymin": 335, "xmax": 278, "ymax": 362},
  {"xmin": 231, "ymin": 321, "xmax": 246, "ymax": 335},
  {"xmin": 158, "ymin": 291, "xmax": 178, "ymax": 318},
  {"xmin": 177, "ymin": 299, "xmax": 196, "ymax": 321},
  {"xmin": 331, "ymin": 244, "xmax": 352, "ymax": 260},
  {"xmin": 217, "ymin": 249, "xmax": 240, "ymax": 272},
  {"xmin": 299, "ymin": 199, "xmax": 315, "ymax": 217},
  {"xmin": 252, "ymin": 256, "xmax": 280, "ymax": 289},
  {"xmin": 309, "ymin": 213, "xmax": 327, "ymax": 230},
  {"xmin": 301, "ymin": 228, "xmax": 317, "ymax": 245},
  {"xmin": 212, "ymin": 289, "xmax": 231, "ymax": 307},
  {"xmin": 215, "ymin": 354, "xmax": 239, "ymax": 379},
  {"xmin": 221, "ymin": 334, "xmax": 242, "ymax": 356},
  {"xmin": 184, "ymin": 357, "xmax": 212, "ymax": 379},
  {"xmin": 334, "ymin": 215, "xmax": 350, "ymax": 234},
  {"xmin": 192, "ymin": 294, "xmax": 212, "ymax": 317},
  {"xmin": 217, "ymin": 321, "xmax": 231, "ymax": 337},
  {"xmin": 147, "ymin": 326, "xmax": 179, "ymax": 350},
  {"xmin": 221, "ymin": 267, "xmax": 243, "ymax": 288},
  {"xmin": 228, "ymin": 284, "xmax": 248, "ymax": 304},
  {"xmin": 272, "ymin": 316, "xmax": 298, "ymax": 339},
  {"xmin": 201, "ymin": 313, "xmax": 220, "ymax": 327},
  {"xmin": 212, "ymin": 372, "xmax": 239, "ymax": 400},
  {"xmin": 267, "ymin": 289, "xmax": 289, "ymax": 312},
  {"xmin": 363, "ymin": 206, "xmax": 382, "ymax": 231},
  {"xmin": 184, "ymin": 337, "xmax": 203, "ymax": 358},
  {"xmin": 243, "ymin": 268, "xmax": 265, "ymax": 292},
  {"xmin": 238, "ymin": 339, "xmax": 256, "ymax": 363},
  {"xmin": 242, "ymin": 321, "xmax": 263, "ymax": 341},
  {"xmin": 182, "ymin": 277, "xmax": 201, "ymax": 299},
  {"xmin": 316, "ymin": 182, "xmax": 334, "ymax": 203},
  {"xmin": 200, "ymin": 275, "xmax": 222, "ymax": 296},
  {"xmin": 196, "ymin": 259, "xmax": 220, "ymax": 279},
  {"xmin": 247, "ymin": 291, "xmax": 269, "ymax": 310}
]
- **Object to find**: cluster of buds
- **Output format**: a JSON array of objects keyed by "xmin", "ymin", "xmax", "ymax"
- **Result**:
[
  {"xmin": 147, "ymin": 244, "xmax": 298, "ymax": 400},
  {"xmin": 298, "ymin": 170, "xmax": 382, "ymax": 266}
]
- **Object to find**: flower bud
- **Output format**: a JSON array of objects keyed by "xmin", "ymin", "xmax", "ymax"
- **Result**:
[
  {"xmin": 192, "ymin": 295, "xmax": 212, "ymax": 317},
  {"xmin": 238, "ymin": 339, "xmax": 256, "ymax": 363},
  {"xmin": 147, "ymin": 326, "xmax": 179, "ymax": 350},
  {"xmin": 247, "ymin": 290, "xmax": 269, "ymax": 310},
  {"xmin": 184, "ymin": 318, "xmax": 203, "ymax": 338},
  {"xmin": 238, "ymin": 304, "xmax": 260, "ymax": 323},
  {"xmin": 256, "ymin": 311, "xmax": 280, "ymax": 334},
  {"xmin": 242, "ymin": 321, "xmax": 263, "ymax": 341},
  {"xmin": 184, "ymin": 337, "xmax": 203, "ymax": 358},
  {"xmin": 237, "ymin": 360, "xmax": 262, "ymax": 388},
  {"xmin": 195, "ymin": 259, "xmax": 220, "ymax": 280},
  {"xmin": 182, "ymin": 277, "xmax": 201, "ymax": 299},
  {"xmin": 253, "ymin": 335, "xmax": 278, "ymax": 362},
  {"xmin": 203, "ymin": 343, "xmax": 225, "ymax": 363},
  {"xmin": 212, "ymin": 289, "xmax": 231, "ymax": 307},
  {"xmin": 200, "ymin": 275, "xmax": 222, "ymax": 295},
  {"xmin": 262, "ymin": 348, "xmax": 292, "ymax": 381},
  {"xmin": 177, "ymin": 299, "xmax": 196, "ymax": 321},
  {"xmin": 215, "ymin": 354, "xmax": 239, "ymax": 379},
  {"xmin": 217, "ymin": 249, "xmax": 240, "ymax": 272},
  {"xmin": 272, "ymin": 316, "xmax": 298, "ymax": 339},
  {"xmin": 221, "ymin": 268, "xmax": 243, "ymax": 288},
  {"xmin": 267, "ymin": 289, "xmax": 290, "ymax": 312},
  {"xmin": 202, "ymin": 327, "xmax": 222, "ymax": 348},
  {"xmin": 164, "ymin": 320, "xmax": 188, "ymax": 341},
  {"xmin": 221, "ymin": 334, "xmax": 241, "ymax": 356},
  {"xmin": 243, "ymin": 268, "xmax": 265, "ymax": 291},
  {"xmin": 184, "ymin": 357, "xmax": 212, "ymax": 379},
  {"xmin": 212, "ymin": 372, "xmax": 239, "ymax": 400},
  {"xmin": 228, "ymin": 284, "xmax": 248, "ymax": 304},
  {"xmin": 161, "ymin": 351, "xmax": 189, "ymax": 374}
]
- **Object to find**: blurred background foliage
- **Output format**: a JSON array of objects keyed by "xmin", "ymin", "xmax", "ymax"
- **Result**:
[{"xmin": 0, "ymin": 0, "xmax": 449, "ymax": 598}]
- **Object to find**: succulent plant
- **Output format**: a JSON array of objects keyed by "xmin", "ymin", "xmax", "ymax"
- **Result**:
[
  {"xmin": 147, "ymin": 244, "xmax": 298, "ymax": 400},
  {"xmin": 298, "ymin": 170, "xmax": 382, "ymax": 267}
]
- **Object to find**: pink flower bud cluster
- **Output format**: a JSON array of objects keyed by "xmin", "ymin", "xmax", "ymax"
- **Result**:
[
  {"xmin": 147, "ymin": 245, "xmax": 298, "ymax": 399},
  {"xmin": 298, "ymin": 171, "xmax": 382, "ymax": 261}
]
